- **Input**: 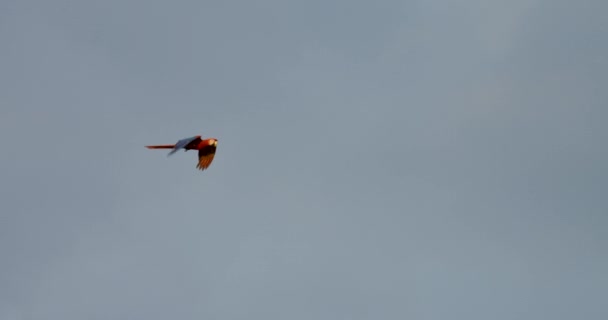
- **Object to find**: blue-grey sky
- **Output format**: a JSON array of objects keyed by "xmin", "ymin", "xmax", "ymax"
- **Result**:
[{"xmin": 1, "ymin": 0, "xmax": 607, "ymax": 319}]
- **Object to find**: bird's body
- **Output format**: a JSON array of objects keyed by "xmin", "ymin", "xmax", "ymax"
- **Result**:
[{"xmin": 146, "ymin": 135, "xmax": 218, "ymax": 170}]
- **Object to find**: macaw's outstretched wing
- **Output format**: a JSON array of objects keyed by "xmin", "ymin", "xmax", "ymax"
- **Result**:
[
  {"xmin": 168, "ymin": 135, "xmax": 201, "ymax": 156},
  {"xmin": 196, "ymin": 144, "xmax": 217, "ymax": 170}
]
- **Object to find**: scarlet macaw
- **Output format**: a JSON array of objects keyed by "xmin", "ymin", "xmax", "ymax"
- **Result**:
[{"xmin": 146, "ymin": 135, "xmax": 218, "ymax": 170}]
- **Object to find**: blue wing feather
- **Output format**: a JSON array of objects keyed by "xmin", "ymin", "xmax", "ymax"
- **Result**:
[{"xmin": 168, "ymin": 136, "xmax": 200, "ymax": 156}]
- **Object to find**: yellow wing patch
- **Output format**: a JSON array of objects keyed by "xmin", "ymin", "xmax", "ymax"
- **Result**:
[{"xmin": 196, "ymin": 153, "xmax": 215, "ymax": 170}]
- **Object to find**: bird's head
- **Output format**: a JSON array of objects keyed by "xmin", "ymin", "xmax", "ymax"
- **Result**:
[{"xmin": 208, "ymin": 138, "xmax": 218, "ymax": 147}]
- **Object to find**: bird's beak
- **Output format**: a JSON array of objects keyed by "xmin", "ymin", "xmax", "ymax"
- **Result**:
[{"xmin": 214, "ymin": 141, "xmax": 218, "ymax": 147}]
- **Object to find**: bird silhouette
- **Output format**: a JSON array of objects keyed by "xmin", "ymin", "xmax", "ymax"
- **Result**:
[{"xmin": 146, "ymin": 135, "xmax": 218, "ymax": 171}]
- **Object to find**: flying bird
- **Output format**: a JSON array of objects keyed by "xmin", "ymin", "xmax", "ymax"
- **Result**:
[{"xmin": 146, "ymin": 135, "xmax": 218, "ymax": 170}]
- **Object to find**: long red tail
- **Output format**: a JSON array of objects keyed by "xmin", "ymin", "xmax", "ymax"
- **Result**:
[{"xmin": 145, "ymin": 144, "xmax": 175, "ymax": 149}]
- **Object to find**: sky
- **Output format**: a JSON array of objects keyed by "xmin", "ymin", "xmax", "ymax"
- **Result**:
[{"xmin": 1, "ymin": 0, "xmax": 607, "ymax": 319}]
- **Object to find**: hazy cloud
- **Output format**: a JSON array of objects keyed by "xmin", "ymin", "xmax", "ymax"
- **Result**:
[{"xmin": 1, "ymin": 0, "xmax": 606, "ymax": 319}]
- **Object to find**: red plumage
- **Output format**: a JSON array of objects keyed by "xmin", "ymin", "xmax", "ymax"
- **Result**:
[{"xmin": 146, "ymin": 135, "xmax": 218, "ymax": 171}]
